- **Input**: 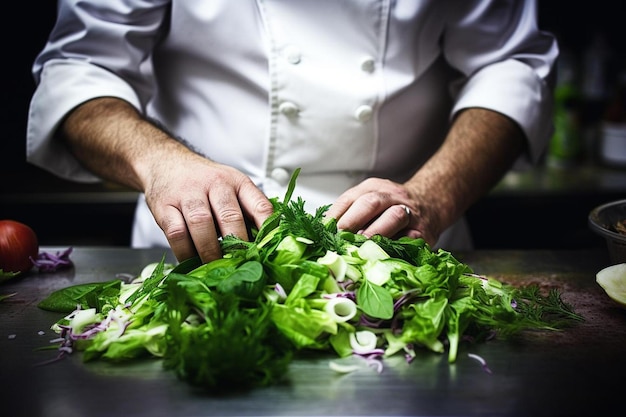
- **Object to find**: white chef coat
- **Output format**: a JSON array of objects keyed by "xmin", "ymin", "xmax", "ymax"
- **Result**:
[{"xmin": 27, "ymin": 0, "xmax": 558, "ymax": 251}]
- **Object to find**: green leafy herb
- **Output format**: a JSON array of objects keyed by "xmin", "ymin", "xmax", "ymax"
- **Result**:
[
  {"xmin": 357, "ymin": 279, "xmax": 393, "ymax": 320},
  {"xmin": 124, "ymin": 254, "xmax": 168, "ymax": 305},
  {"xmin": 37, "ymin": 280, "xmax": 122, "ymax": 313},
  {"xmin": 0, "ymin": 270, "xmax": 20, "ymax": 283},
  {"xmin": 37, "ymin": 168, "xmax": 583, "ymax": 390},
  {"xmin": 163, "ymin": 279, "xmax": 293, "ymax": 390},
  {"xmin": 509, "ymin": 285, "xmax": 584, "ymax": 330},
  {"xmin": 0, "ymin": 292, "xmax": 17, "ymax": 302}
]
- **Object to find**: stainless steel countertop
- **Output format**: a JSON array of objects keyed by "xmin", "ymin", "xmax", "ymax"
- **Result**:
[{"xmin": 1, "ymin": 247, "xmax": 624, "ymax": 417}]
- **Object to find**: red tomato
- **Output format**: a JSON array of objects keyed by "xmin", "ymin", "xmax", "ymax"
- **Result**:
[{"xmin": 0, "ymin": 220, "xmax": 39, "ymax": 274}]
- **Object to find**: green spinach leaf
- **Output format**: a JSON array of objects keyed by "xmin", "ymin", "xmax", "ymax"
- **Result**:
[
  {"xmin": 38, "ymin": 279, "xmax": 122, "ymax": 313},
  {"xmin": 356, "ymin": 279, "xmax": 394, "ymax": 320}
]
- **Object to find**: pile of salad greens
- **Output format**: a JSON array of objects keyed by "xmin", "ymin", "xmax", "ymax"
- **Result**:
[{"xmin": 37, "ymin": 169, "xmax": 582, "ymax": 390}]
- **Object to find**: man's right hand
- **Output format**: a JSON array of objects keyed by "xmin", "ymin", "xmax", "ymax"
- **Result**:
[
  {"xmin": 143, "ymin": 155, "xmax": 274, "ymax": 263},
  {"xmin": 61, "ymin": 97, "xmax": 274, "ymax": 263}
]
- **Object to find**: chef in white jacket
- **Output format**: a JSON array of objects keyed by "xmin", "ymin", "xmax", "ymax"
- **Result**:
[{"xmin": 27, "ymin": 0, "xmax": 557, "ymax": 263}]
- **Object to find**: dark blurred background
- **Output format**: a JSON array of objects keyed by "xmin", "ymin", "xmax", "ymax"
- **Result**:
[{"xmin": 2, "ymin": 1, "xmax": 626, "ymax": 249}]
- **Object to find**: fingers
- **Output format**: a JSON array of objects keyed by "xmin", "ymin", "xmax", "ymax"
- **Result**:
[
  {"xmin": 330, "ymin": 179, "xmax": 408, "ymax": 230},
  {"xmin": 329, "ymin": 178, "xmax": 427, "ymax": 241},
  {"xmin": 325, "ymin": 181, "xmax": 375, "ymax": 222},
  {"xmin": 359, "ymin": 204, "xmax": 414, "ymax": 238},
  {"xmin": 344, "ymin": 200, "xmax": 424, "ymax": 242},
  {"xmin": 157, "ymin": 197, "xmax": 221, "ymax": 263},
  {"xmin": 237, "ymin": 181, "xmax": 275, "ymax": 231},
  {"xmin": 153, "ymin": 176, "xmax": 273, "ymax": 264},
  {"xmin": 209, "ymin": 190, "xmax": 249, "ymax": 241}
]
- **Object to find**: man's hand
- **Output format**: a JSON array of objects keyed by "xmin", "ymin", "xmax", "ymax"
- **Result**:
[
  {"xmin": 327, "ymin": 108, "xmax": 526, "ymax": 247},
  {"xmin": 143, "ymin": 156, "xmax": 274, "ymax": 263},
  {"xmin": 61, "ymin": 97, "xmax": 274, "ymax": 263},
  {"xmin": 325, "ymin": 178, "xmax": 434, "ymax": 244}
]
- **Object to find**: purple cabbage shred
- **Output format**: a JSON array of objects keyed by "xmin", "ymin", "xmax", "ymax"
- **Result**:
[{"xmin": 31, "ymin": 247, "xmax": 74, "ymax": 272}]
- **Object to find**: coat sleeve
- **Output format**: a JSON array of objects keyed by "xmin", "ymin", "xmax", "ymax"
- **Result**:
[
  {"xmin": 443, "ymin": 0, "xmax": 558, "ymax": 164},
  {"xmin": 26, "ymin": 0, "xmax": 170, "ymax": 182}
]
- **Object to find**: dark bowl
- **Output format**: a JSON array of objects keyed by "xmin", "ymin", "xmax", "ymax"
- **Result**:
[{"xmin": 589, "ymin": 199, "xmax": 626, "ymax": 264}]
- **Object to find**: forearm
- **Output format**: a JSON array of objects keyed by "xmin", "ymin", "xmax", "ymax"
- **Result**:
[
  {"xmin": 60, "ymin": 97, "xmax": 274, "ymax": 262},
  {"xmin": 60, "ymin": 97, "xmax": 192, "ymax": 192},
  {"xmin": 405, "ymin": 107, "xmax": 526, "ymax": 236}
]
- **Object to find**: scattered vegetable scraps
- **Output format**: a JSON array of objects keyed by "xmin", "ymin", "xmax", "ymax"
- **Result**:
[
  {"xmin": 0, "ymin": 292, "xmax": 16, "ymax": 302},
  {"xmin": 31, "ymin": 247, "xmax": 74, "ymax": 272},
  {"xmin": 37, "ymin": 169, "xmax": 583, "ymax": 390}
]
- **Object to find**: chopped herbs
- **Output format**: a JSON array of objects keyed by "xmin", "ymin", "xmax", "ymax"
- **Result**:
[{"xmin": 37, "ymin": 170, "xmax": 583, "ymax": 390}]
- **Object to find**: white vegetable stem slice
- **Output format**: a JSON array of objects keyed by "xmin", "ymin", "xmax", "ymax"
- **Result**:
[
  {"xmin": 596, "ymin": 263, "xmax": 626, "ymax": 307},
  {"xmin": 324, "ymin": 297, "xmax": 357, "ymax": 322},
  {"xmin": 349, "ymin": 330, "xmax": 378, "ymax": 354},
  {"xmin": 317, "ymin": 250, "xmax": 348, "ymax": 282}
]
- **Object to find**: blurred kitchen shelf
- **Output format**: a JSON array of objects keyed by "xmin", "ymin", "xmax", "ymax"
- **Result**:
[
  {"xmin": 0, "ymin": 166, "xmax": 139, "ymax": 203},
  {"xmin": 0, "ymin": 166, "xmax": 138, "ymax": 246},
  {"xmin": 467, "ymin": 163, "xmax": 626, "ymax": 251},
  {"xmin": 493, "ymin": 163, "xmax": 626, "ymax": 196}
]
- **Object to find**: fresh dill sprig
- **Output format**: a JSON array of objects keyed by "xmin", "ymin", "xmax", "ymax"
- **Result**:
[
  {"xmin": 278, "ymin": 198, "xmax": 343, "ymax": 256},
  {"xmin": 511, "ymin": 285, "xmax": 584, "ymax": 329}
]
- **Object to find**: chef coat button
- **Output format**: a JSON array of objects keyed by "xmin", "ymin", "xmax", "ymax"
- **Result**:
[
  {"xmin": 354, "ymin": 105, "xmax": 373, "ymax": 122},
  {"xmin": 360, "ymin": 57, "xmax": 376, "ymax": 73},
  {"xmin": 284, "ymin": 46, "xmax": 302, "ymax": 65},
  {"xmin": 279, "ymin": 101, "xmax": 300, "ymax": 118},
  {"xmin": 270, "ymin": 167, "xmax": 291, "ymax": 186}
]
